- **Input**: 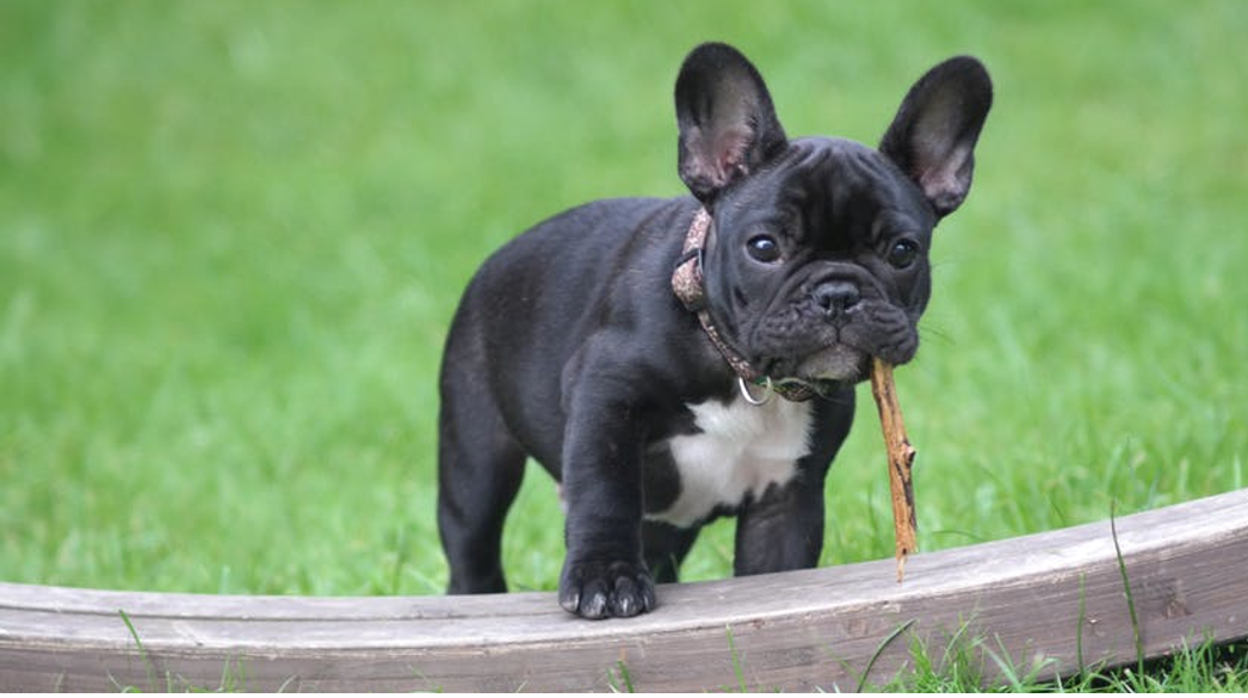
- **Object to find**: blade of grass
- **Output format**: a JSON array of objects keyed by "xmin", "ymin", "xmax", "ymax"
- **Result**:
[
  {"xmin": 726, "ymin": 626, "xmax": 748, "ymax": 692},
  {"xmin": 118, "ymin": 608, "xmax": 159, "ymax": 692},
  {"xmin": 608, "ymin": 659, "xmax": 636, "ymax": 693},
  {"xmin": 855, "ymin": 618, "xmax": 917, "ymax": 692},
  {"xmin": 1076, "ymin": 571, "xmax": 1087, "ymax": 677},
  {"xmin": 1110, "ymin": 501, "xmax": 1145, "ymax": 675}
]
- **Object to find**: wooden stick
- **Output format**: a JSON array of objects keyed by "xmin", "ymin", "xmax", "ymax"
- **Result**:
[{"xmin": 869, "ymin": 357, "xmax": 917, "ymax": 582}]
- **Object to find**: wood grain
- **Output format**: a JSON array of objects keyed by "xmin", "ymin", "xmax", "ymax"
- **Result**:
[{"xmin": 2, "ymin": 488, "xmax": 1247, "ymax": 691}]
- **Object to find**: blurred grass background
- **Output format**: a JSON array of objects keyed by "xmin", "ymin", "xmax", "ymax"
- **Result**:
[{"xmin": 1, "ymin": 0, "xmax": 1245, "ymax": 598}]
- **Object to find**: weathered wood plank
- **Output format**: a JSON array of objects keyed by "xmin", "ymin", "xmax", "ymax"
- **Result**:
[{"xmin": 2, "ymin": 488, "xmax": 1247, "ymax": 691}]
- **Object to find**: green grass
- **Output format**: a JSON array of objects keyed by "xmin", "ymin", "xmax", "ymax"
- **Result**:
[
  {"xmin": 3, "ymin": 0, "xmax": 1247, "ymax": 690},
  {"xmin": 868, "ymin": 634, "xmax": 1248, "ymax": 693}
]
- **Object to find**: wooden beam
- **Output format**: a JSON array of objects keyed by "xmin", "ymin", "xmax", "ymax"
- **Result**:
[{"xmin": 2, "ymin": 488, "xmax": 1247, "ymax": 692}]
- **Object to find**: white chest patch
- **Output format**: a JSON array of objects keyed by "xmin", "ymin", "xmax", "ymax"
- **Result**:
[{"xmin": 649, "ymin": 395, "xmax": 814, "ymax": 528}]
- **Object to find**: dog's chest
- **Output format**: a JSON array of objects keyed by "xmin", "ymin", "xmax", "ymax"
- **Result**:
[{"xmin": 648, "ymin": 396, "xmax": 813, "ymax": 528}]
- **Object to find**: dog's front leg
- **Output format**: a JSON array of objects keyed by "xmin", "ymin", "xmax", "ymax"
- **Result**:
[{"xmin": 557, "ymin": 379, "xmax": 657, "ymax": 620}]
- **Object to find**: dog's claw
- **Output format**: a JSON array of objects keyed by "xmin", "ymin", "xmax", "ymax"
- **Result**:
[
  {"xmin": 558, "ymin": 587, "xmax": 581, "ymax": 615},
  {"xmin": 581, "ymin": 590, "xmax": 610, "ymax": 619},
  {"xmin": 612, "ymin": 577, "xmax": 639, "ymax": 617}
]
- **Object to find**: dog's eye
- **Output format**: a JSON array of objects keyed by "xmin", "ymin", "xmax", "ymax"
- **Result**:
[
  {"xmin": 746, "ymin": 235, "xmax": 781, "ymax": 263},
  {"xmin": 887, "ymin": 240, "xmax": 919, "ymax": 269}
]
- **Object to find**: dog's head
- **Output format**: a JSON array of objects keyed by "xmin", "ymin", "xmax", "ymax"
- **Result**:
[{"xmin": 675, "ymin": 43, "xmax": 992, "ymax": 387}]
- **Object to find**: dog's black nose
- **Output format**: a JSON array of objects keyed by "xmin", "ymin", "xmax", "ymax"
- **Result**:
[{"xmin": 813, "ymin": 281, "xmax": 861, "ymax": 313}]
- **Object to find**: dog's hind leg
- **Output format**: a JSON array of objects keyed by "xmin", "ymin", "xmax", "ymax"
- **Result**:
[
  {"xmin": 437, "ymin": 361, "xmax": 527, "ymax": 594},
  {"xmin": 642, "ymin": 520, "xmax": 700, "ymax": 584}
]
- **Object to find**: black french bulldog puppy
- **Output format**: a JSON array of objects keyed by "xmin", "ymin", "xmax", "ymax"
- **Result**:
[{"xmin": 437, "ymin": 43, "xmax": 991, "ymax": 619}]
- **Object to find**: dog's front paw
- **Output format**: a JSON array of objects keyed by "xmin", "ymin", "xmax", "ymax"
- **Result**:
[{"xmin": 559, "ymin": 559, "xmax": 657, "ymax": 620}]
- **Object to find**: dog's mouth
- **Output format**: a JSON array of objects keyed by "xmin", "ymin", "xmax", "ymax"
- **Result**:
[
  {"xmin": 761, "ymin": 343, "xmax": 871, "ymax": 390},
  {"xmin": 795, "ymin": 344, "xmax": 873, "ymax": 382},
  {"xmin": 749, "ymin": 305, "xmax": 918, "ymax": 389}
]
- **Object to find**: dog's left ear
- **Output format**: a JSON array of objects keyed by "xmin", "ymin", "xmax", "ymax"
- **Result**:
[
  {"xmin": 675, "ymin": 43, "xmax": 788, "ymax": 203},
  {"xmin": 880, "ymin": 56, "xmax": 993, "ymax": 219}
]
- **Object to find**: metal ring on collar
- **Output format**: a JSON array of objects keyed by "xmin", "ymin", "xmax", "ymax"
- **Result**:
[{"xmin": 738, "ymin": 375, "xmax": 773, "ymax": 406}]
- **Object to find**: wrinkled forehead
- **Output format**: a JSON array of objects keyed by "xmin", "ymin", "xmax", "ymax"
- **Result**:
[{"xmin": 720, "ymin": 137, "xmax": 935, "ymax": 244}]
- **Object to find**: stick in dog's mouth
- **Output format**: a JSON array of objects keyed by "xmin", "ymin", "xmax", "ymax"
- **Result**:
[{"xmin": 869, "ymin": 357, "xmax": 918, "ymax": 582}]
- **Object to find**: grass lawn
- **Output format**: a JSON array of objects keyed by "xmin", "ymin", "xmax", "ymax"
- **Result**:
[{"xmin": 3, "ymin": 0, "xmax": 1247, "ymax": 690}]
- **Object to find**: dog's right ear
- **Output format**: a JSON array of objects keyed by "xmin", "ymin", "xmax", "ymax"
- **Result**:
[{"xmin": 675, "ymin": 43, "xmax": 788, "ymax": 203}]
